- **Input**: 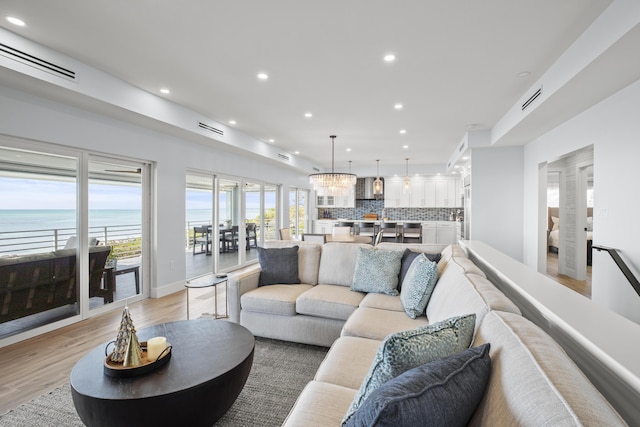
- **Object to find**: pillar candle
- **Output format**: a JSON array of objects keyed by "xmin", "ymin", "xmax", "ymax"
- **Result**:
[{"xmin": 147, "ymin": 336, "xmax": 167, "ymax": 361}]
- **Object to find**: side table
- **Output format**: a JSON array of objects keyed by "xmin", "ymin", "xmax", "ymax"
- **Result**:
[{"xmin": 185, "ymin": 275, "xmax": 228, "ymax": 319}]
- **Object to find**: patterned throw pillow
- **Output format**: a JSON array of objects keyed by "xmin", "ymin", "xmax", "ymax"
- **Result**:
[
  {"xmin": 345, "ymin": 344, "xmax": 491, "ymax": 427},
  {"xmin": 351, "ymin": 247, "xmax": 403, "ymax": 296},
  {"xmin": 400, "ymin": 253, "xmax": 439, "ymax": 318},
  {"xmin": 398, "ymin": 249, "xmax": 443, "ymax": 291},
  {"xmin": 256, "ymin": 246, "xmax": 300, "ymax": 286},
  {"xmin": 342, "ymin": 314, "xmax": 476, "ymax": 425}
]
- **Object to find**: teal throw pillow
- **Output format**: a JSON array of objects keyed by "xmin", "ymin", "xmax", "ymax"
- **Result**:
[
  {"xmin": 345, "ymin": 344, "xmax": 491, "ymax": 427},
  {"xmin": 342, "ymin": 314, "xmax": 476, "ymax": 425},
  {"xmin": 400, "ymin": 253, "xmax": 439, "ymax": 318},
  {"xmin": 351, "ymin": 247, "xmax": 403, "ymax": 296}
]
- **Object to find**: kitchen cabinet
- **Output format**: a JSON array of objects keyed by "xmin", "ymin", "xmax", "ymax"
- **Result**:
[
  {"xmin": 435, "ymin": 178, "xmax": 459, "ymax": 207},
  {"xmin": 422, "ymin": 222, "xmax": 437, "ymax": 243},
  {"xmin": 422, "ymin": 221, "xmax": 456, "ymax": 244},
  {"xmin": 316, "ymin": 186, "xmax": 355, "ymax": 208},
  {"xmin": 313, "ymin": 220, "xmax": 336, "ymax": 234},
  {"xmin": 384, "ymin": 177, "xmax": 411, "ymax": 207}
]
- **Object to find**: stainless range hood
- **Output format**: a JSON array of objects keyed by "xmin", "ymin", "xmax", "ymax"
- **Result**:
[{"xmin": 357, "ymin": 177, "xmax": 384, "ymax": 200}]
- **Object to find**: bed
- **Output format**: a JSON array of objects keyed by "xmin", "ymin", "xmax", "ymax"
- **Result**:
[{"xmin": 547, "ymin": 207, "xmax": 593, "ymax": 265}]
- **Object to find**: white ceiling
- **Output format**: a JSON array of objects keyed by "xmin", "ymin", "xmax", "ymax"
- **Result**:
[{"xmin": 0, "ymin": 0, "xmax": 614, "ymax": 173}]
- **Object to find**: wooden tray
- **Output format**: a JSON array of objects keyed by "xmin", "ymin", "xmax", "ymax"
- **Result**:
[{"xmin": 104, "ymin": 341, "xmax": 172, "ymax": 378}]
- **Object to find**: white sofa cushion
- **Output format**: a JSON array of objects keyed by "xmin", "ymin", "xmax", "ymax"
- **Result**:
[
  {"xmin": 359, "ymin": 293, "xmax": 404, "ymax": 312},
  {"xmin": 264, "ymin": 240, "xmax": 322, "ymax": 285},
  {"xmin": 318, "ymin": 243, "xmax": 371, "ymax": 287},
  {"xmin": 296, "ymin": 284, "xmax": 365, "ymax": 321},
  {"xmin": 341, "ymin": 306, "xmax": 428, "ymax": 341},
  {"xmin": 240, "ymin": 284, "xmax": 313, "ymax": 316},
  {"xmin": 282, "ymin": 381, "xmax": 357, "ymax": 427},
  {"xmin": 470, "ymin": 311, "xmax": 627, "ymax": 426},
  {"xmin": 315, "ymin": 336, "xmax": 381, "ymax": 389}
]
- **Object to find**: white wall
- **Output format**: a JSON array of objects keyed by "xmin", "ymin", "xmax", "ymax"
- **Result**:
[
  {"xmin": 523, "ymin": 79, "xmax": 640, "ymax": 323},
  {"xmin": 470, "ymin": 146, "xmax": 524, "ymax": 261},
  {"xmin": 0, "ymin": 84, "xmax": 309, "ymax": 296}
]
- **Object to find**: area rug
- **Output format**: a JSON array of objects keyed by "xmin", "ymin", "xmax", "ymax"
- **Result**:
[{"xmin": 0, "ymin": 337, "xmax": 328, "ymax": 427}]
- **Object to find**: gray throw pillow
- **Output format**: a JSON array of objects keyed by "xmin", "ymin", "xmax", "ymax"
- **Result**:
[
  {"xmin": 256, "ymin": 246, "xmax": 300, "ymax": 286},
  {"xmin": 400, "ymin": 253, "xmax": 439, "ymax": 318},
  {"xmin": 342, "ymin": 314, "xmax": 476, "ymax": 425},
  {"xmin": 351, "ymin": 247, "xmax": 403, "ymax": 296},
  {"xmin": 345, "ymin": 344, "xmax": 491, "ymax": 427},
  {"xmin": 398, "ymin": 249, "xmax": 443, "ymax": 291}
]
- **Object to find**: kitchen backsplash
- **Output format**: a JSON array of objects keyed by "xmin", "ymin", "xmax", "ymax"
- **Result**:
[{"xmin": 319, "ymin": 200, "xmax": 463, "ymax": 221}]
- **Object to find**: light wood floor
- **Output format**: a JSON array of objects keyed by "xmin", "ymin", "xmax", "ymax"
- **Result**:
[
  {"xmin": 546, "ymin": 251, "xmax": 592, "ymax": 298},
  {"xmin": 0, "ymin": 284, "xmax": 225, "ymax": 415}
]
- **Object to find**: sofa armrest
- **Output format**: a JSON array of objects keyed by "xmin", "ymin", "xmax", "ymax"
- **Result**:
[{"xmin": 228, "ymin": 264, "xmax": 261, "ymax": 323}]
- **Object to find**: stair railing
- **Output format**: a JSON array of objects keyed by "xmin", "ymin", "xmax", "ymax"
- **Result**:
[{"xmin": 592, "ymin": 245, "xmax": 640, "ymax": 298}]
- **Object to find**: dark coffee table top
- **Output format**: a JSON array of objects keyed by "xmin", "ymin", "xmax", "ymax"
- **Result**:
[{"xmin": 70, "ymin": 319, "xmax": 254, "ymax": 425}]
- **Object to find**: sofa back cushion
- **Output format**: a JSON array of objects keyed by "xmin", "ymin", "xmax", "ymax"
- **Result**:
[
  {"xmin": 264, "ymin": 240, "xmax": 322, "ymax": 285},
  {"xmin": 318, "ymin": 243, "xmax": 371, "ymax": 287},
  {"xmin": 471, "ymin": 311, "xmax": 626, "ymax": 426}
]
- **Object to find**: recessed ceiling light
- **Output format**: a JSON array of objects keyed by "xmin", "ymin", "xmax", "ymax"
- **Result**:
[
  {"xmin": 403, "ymin": 145, "xmax": 409, "ymax": 149},
  {"xmin": 160, "ymin": 88, "xmax": 170, "ymax": 94},
  {"xmin": 6, "ymin": 16, "xmax": 25, "ymax": 26},
  {"xmin": 229, "ymin": 120, "xmax": 236, "ymax": 125},
  {"xmin": 304, "ymin": 112, "xmax": 313, "ymax": 118},
  {"xmin": 294, "ymin": 151, "xmax": 300, "ymax": 155},
  {"xmin": 394, "ymin": 103, "xmax": 403, "ymax": 110},
  {"xmin": 346, "ymin": 148, "xmax": 351, "ymax": 152},
  {"xmin": 268, "ymin": 139, "xmax": 275, "ymax": 143},
  {"xmin": 399, "ymin": 129, "xmax": 406, "ymax": 134},
  {"xmin": 384, "ymin": 54, "xmax": 396, "ymax": 62},
  {"xmin": 516, "ymin": 71, "xmax": 531, "ymax": 78},
  {"xmin": 257, "ymin": 73, "xmax": 269, "ymax": 80}
]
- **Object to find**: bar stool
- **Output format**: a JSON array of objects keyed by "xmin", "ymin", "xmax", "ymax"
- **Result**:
[
  {"xmin": 402, "ymin": 222, "xmax": 423, "ymax": 243},
  {"xmin": 379, "ymin": 222, "xmax": 400, "ymax": 242}
]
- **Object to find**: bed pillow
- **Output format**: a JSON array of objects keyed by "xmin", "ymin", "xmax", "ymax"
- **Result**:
[
  {"xmin": 400, "ymin": 253, "xmax": 439, "ymax": 318},
  {"xmin": 256, "ymin": 246, "xmax": 300, "ymax": 286},
  {"xmin": 551, "ymin": 216, "xmax": 559, "ymax": 231},
  {"xmin": 342, "ymin": 314, "xmax": 476, "ymax": 425},
  {"xmin": 345, "ymin": 344, "xmax": 491, "ymax": 427},
  {"xmin": 351, "ymin": 247, "xmax": 403, "ymax": 296},
  {"xmin": 587, "ymin": 216, "xmax": 593, "ymax": 232}
]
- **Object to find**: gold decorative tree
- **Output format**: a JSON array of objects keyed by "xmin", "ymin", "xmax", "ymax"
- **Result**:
[{"xmin": 110, "ymin": 306, "xmax": 142, "ymax": 366}]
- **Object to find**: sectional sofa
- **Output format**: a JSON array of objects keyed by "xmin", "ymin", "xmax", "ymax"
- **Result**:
[{"xmin": 228, "ymin": 241, "xmax": 626, "ymax": 426}]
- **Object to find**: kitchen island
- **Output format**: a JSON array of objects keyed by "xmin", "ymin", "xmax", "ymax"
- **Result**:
[{"xmin": 312, "ymin": 219, "xmax": 459, "ymax": 244}]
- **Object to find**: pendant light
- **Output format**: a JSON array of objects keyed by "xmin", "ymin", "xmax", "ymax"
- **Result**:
[
  {"xmin": 403, "ymin": 158, "xmax": 410, "ymax": 193},
  {"xmin": 309, "ymin": 135, "xmax": 357, "ymax": 196},
  {"xmin": 373, "ymin": 160, "xmax": 383, "ymax": 196}
]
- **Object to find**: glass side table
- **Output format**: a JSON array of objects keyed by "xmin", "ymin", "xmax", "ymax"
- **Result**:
[{"xmin": 185, "ymin": 275, "xmax": 228, "ymax": 319}]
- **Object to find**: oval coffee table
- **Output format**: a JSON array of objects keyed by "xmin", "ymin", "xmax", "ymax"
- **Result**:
[{"xmin": 70, "ymin": 320, "xmax": 254, "ymax": 427}]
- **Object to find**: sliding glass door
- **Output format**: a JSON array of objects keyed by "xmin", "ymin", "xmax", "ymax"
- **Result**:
[
  {"xmin": 88, "ymin": 157, "xmax": 149, "ymax": 312},
  {"xmin": 289, "ymin": 188, "xmax": 308, "ymax": 239},
  {"xmin": 185, "ymin": 172, "xmax": 214, "ymax": 280}
]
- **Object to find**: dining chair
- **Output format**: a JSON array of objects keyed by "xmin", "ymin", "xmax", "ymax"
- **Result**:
[
  {"xmin": 193, "ymin": 226, "xmax": 211, "ymax": 255},
  {"xmin": 379, "ymin": 222, "xmax": 400, "ymax": 242},
  {"xmin": 402, "ymin": 222, "xmax": 423, "ymax": 243},
  {"xmin": 302, "ymin": 233, "xmax": 327, "ymax": 244},
  {"xmin": 222, "ymin": 225, "xmax": 239, "ymax": 252},
  {"xmin": 279, "ymin": 228, "xmax": 291, "ymax": 240},
  {"xmin": 331, "ymin": 226, "xmax": 352, "ymax": 242},
  {"xmin": 356, "ymin": 222, "xmax": 377, "ymax": 244},
  {"xmin": 246, "ymin": 223, "xmax": 258, "ymax": 249}
]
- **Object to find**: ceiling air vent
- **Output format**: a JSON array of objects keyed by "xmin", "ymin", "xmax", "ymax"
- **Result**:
[
  {"xmin": 198, "ymin": 122, "xmax": 224, "ymax": 136},
  {"xmin": 0, "ymin": 42, "xmax": 76, "ymax": 80},
  {"xmin": 277, "ymin": 153, "xmax": 290, "ymax": 161},
  {"xmin": 522, "ymin": 87, "xmax": 542, "ymax": 111},
  {"xmin": 312, "ymin": 167, "xmax": 320, "ymax": 172}
]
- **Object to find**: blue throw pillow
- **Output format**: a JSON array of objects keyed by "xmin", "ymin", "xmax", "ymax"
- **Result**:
[
  {"xmin": 256, "ymin": 246, "xmax": 300, "ymax": 286},
  {"xmin": 342, "ymin": 314, "xmax": 476, "ymax": 425},
  {"xmin": 351, "ymin": 247, "xmax": 403, "ymax": 296},
  {"xmin": 398, "ymin": 249, "xmax": 442, "ymax": 291},
  {"xmin": 345, "ymin": 344, "xmax": 491, "ymax": 427},
  {"xmin": 400, "ymin": 253, "xmax": 439, "ymax": 318}
]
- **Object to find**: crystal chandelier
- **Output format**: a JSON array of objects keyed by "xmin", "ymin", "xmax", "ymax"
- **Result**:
[
  {"xmin": 309, "ymin": 135, "xmax": 357, "ymax": 196},
  {"xmin": 373, "ymin": 160, "xmax": 383, "ymax": 196}
]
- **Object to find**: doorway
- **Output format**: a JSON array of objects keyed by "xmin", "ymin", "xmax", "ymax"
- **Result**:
[{"xmin": 542, "ymin": 146, "xmax": 593, "ymax": 297}]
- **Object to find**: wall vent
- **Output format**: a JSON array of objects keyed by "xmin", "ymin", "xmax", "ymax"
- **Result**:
[
  {"xmin": 312, "ymin": 167, "xmax": 320, "ymax": 172},
  {"xmin": 0, "ymin": 42, "xmax": 76, "ymax": 80},
  {"xmin": 277, "ymin": 153, "xmax": 290, "ymax": 161},
  {"xmin": 522, "ymin": 87, "xmax": 542, "ymax": 111},
  {"xmin": 198, "ymin": 122, "xmax": 224, "ymax": 135}
]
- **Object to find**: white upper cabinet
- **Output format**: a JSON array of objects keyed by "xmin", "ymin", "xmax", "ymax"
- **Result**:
[
  {"xmin": 384, "ymin": 177, "xmax": 411, "ymax": 207},
  {"xmin": 316, "ymin": 185, "xmax": 355, "ymax": 208},
  {"xmin": 383, "ymin": 176, "xmax": 460, "ymax": 208}
]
